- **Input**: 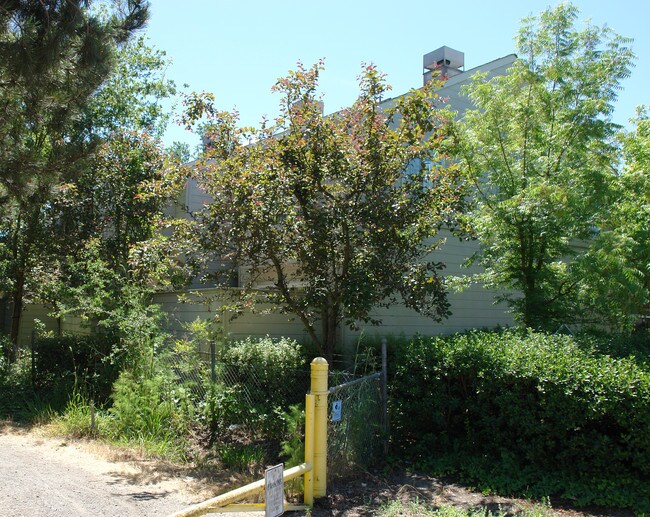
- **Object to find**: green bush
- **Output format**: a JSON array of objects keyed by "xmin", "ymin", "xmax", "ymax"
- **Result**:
[
  {"xmin": 203, "ymin": 336, "xmax": 309, "ymax": 445},
  {"xmin": 389, "ymin": 330, "xmax": 650, "ymax": 511},
  {"xmin": 218, "ymin": 335, "xmax": 308, "ymax": 408},
  {"xmin": 106, "ymin": 368, "xmax": 194, "ymax": 446},
  {"xmin": 34, "ymin": 334, "xmax": 122, "ymax": 403}
]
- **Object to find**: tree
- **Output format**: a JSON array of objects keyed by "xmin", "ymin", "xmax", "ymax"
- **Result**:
[
  {"xmin": 0, "ymin": 0, "xmax": 149, "ymax": 197},
  {"xmin": 183, "ymin": 62, "xmax": 465, "ymax": 360},
  {"xmin": 455, "ymin": 3, "xmax": 635, "ymax": 329},
  {"xmin": 33, "ymin": 38, "xmax": 184, "ymax": 343},
  {"xmin": 42, "ymin": 131, "xmax": 184, "ymax": 373},
  {"xmin": 0, "ymin": 2, "xmax": 160, "ymax": 354},
  {"xmin": 47, "ymin": 35, "xmax": 179, "ymax": 279},
  {"xmin": 574, "ymin": 108, "xmax": 650, "ymax": 331}
]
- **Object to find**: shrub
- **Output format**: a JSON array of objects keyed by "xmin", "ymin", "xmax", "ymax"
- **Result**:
[
  {"xmin": 389, "ymin": 329, "xmax": 650, "ymax": 511},
  {"xmin": 105, "ymin": 367, "xmax": 194, "ymax": 453},
  {"xmin": 204, "ymin": 336, "xmax": 309, "ymax": 448},
  {"xmin": 34, "ymin": 334, "xmax": 122, "ymax": 404},
  {"xmin": 218, "ymin": 335, "xmax": 308, "ymax": 409}
]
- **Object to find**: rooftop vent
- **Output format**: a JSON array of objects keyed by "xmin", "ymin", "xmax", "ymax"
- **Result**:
[{"xmin": 423, "ymin": 46, "xmax": 464, "ymax": 84}]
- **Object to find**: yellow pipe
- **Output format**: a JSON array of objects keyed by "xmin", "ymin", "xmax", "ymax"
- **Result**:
[
  {"xmin": 167, "ymin": 463, "xmax": 312, "ymax": 517},
  {"xmin": 205, "ymin": 503, "xmax": 309, "ymax": 512},
  {"xmin": 304, "ymin": 393, "xmax": 315, "ymax": 505},
  {"xmin": 310, "ymin": 357, "xmax": 329, "ymax": 498}
]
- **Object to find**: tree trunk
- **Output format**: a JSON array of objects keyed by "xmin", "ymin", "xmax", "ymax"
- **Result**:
[
  {"xmin": 321, "ymin": 302, "xmax": 339, "ymax": 364},
  {"xmin": 9, "ymin": 269, "xmax": 25, "ymax": 360}
]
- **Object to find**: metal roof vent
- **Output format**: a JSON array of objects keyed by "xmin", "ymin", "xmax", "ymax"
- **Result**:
[{"xmin": 423, "ymin": 46, "xmax": 464, "ymax": 84}]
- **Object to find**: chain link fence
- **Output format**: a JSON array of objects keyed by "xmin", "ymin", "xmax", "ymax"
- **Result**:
[
  {"xmin": 160, "ymin": 348, "xmax": 310, "ymax": 442},
  {"xmin": 159, "ymin": 342, "xmax": 387, "ymax": 479},
  {"xmin": 327, "ymin": 370, "xmax": 385, "ymax": 482}
]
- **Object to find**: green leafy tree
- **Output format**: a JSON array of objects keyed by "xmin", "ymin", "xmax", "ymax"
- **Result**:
[
  {"xmin": 0, "ymin": 0, "xmax": 149, "ymax": 354},
  {"xmin": 575, "ymin": 108, "xmax": 650, "ymax": 330},
  {"xmin": 455, "ymin": 3, "xmax": 635, "ymax": 329},
  {"xmin": 38, "ymin": 39, "xmax": 185, "ymax": 348},
  {"xmin": 183, "ymin": 62, "xmax": 465, "ymax": 360}
]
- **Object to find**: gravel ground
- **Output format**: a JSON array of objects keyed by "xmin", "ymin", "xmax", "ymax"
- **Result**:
[{"xmin": 0, "ymin": 427, "xmax": 196, "ymax": 517}]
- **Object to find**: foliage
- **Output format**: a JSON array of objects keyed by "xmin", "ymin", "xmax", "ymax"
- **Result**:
[
  {"xmin": 22, "ymin": 38, "xmax": 186, "ymax": 371},
  {"xmin": 79, "ymin": 35, "xmax": 177, "ymax": 139},
  {"xmin": 279, "ymin": 403, "xmax": 305, "ymax": 465},
  {"xmin": 33, "ymin": 334, "xmax": 122, "ymax": 403},
  {"xmin": 217, "ymin": 443, "xmax": 266, "ymax": 473},
  {"xmin": 46, "ymin": 245, "xmax": 170, "ymax": 377},
  {"xmin": 219, "ymin": 336, "xmax": 308, "ymax": 406},
  {"xmin": 50, "ymin": 391, "xmax": 102, "ymax": 438},
  {"xmin": 45, "ymin": 130, "xmax": 185, "ymax": 289},
  {"xmin": 219, "ymin": 335, "xmax": 307, "ymax": 370},
  {"xmin": 181, "ymin": 62, "xmax": 465, "ymax": 360},
  {"xmin": 573, "ymin": 107, "xmax": 650, "ymax": 331},
  {"xmin": 105, "ymin": 368, "xmax": 193, "ymax": 451},
  {"xmin": 377, "ymin": 499, "xmax": 555, "ymax": 517},
  {"xmin": 204, "ymin": 336, "xmax": 309, "ymax": 440},
  {"xmin": 388, "ymin": 330, "xmax": 650, "ymax": 512},
  {"xmin": 455, "ymin": 3, "xmax": 635, "ymax": 329},
  {"xmin": 0, "ymin": 0, "xmax": 149, "ymax": 351},
  {"xmin": 0, "ymin": 0, "xmax": 149, "ymax": 197}
]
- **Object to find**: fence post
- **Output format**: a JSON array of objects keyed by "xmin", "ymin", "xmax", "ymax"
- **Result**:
[
  {"xmin": 310, "ymin": 357, "xmax": 328, "ymax": 499},
  {"xmin": 31, "ymin": 330, "xmax": 36, "ymax": 389},
  {"xmin": 381, "ymin": 337, "xmax": 389, "ymax": 455},
  {"xmin": 304, "ymin": 393, "xmax": 315, "ymax": 505},
  {"xmin": 210, "ymin": 341, "xmax": 216, "ymax": 383}
]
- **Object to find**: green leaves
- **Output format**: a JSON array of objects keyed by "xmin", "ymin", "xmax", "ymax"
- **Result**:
[
  {"xmin": 456, "ymin": 3, "xmax": 635, "ymax": 329},
  {"xmin": 573, "ymin": 108, "xmax": 650, "ymax": 330},
  {"xmin": 389, "ymin": 330, "xmax": 650, "ymax": 511}
]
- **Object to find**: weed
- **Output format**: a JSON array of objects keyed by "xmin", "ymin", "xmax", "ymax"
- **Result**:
[
  {"xmin": 217, "ymin": 443, "xmax": 265, "ymax": 473},
  {"xmin": 377, "ymin": 499, "xmax": 556, "ymax": 517}
]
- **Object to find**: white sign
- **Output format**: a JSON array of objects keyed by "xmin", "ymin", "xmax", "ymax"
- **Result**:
[
  {"xmin": 265, "ymin": 463, "xmax": 284, "ymax": 517},
  {"xmin": 332, "ymin": 400, "xmax": 342, "ymax": 422}
]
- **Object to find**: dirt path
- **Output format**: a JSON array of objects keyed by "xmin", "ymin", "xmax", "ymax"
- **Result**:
[
  {"xmin": 0, "ymin": 424, "xmax": 630, "ymax": 517},
  {"xmin": 0, "ymin": 426, "xmax": 197, "ymax": 517}
]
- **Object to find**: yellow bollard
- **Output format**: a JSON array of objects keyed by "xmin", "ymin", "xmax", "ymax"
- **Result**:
[
  {"xmin": 310, "ymin": 357, "xmax": 328, "ymax": 499},
  {"xmin": 304, "ymin": 393, "xmax": 315, "ymax": 505}
]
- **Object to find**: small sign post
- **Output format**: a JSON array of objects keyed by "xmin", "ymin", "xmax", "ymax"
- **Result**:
[
  {"xmin": 265, "ymin": 463, "xmax": 284, "ymax": 517},
  {"xmin": 331, "ymin": 400, "xmax": 342, "ymax": 422}
]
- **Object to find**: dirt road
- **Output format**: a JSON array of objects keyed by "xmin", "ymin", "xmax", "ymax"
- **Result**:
[{"xmin": 0, "ymin": 427, "xmax": 196, "ymax": 517}]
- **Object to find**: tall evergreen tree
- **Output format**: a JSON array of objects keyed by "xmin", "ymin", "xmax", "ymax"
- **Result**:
[{"xmin": 0, "ymin": 0, "xmax": 149, "ymax": 354}]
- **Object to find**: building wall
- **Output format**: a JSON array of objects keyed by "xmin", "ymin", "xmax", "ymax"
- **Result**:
[
  {"xmin": 152, "ymin": 230, "xmax": 514, "ymax": 347},
  {"xmin": 152, "ymin": 290, "xmax": 311, "ymax": 345},
  {"xmin": 341, "ymin": 231, "xmax": 514, "ymax": 343}
]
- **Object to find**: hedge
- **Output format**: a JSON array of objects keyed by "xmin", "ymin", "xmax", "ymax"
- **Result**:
[{"xmin": 389, "ymin": 330, "xmax": 650, "ymax": 510}]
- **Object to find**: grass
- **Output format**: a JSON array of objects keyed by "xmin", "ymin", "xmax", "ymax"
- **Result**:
[
  {"xmin": 43, "ymin": 392, "xmax": 191, "ymax": 462},
  {"xmin": 217, "ymin": 443, "xmax": 266, "ymax": 473},
  {"xmin": 377, "ymin": 498, "xmax": 556, "ymax": 517}
]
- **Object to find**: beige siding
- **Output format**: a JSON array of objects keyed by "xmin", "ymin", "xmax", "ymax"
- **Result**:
[
  {"xmin": 16, "ymin": 304, "xmax": 58, "ymax": 346},
  {"xmin": 153, "ymin": 289, "xmax": 310, "ymax": 344},
  {"xmin": 14, "ymin": 305, "xmax": 90, "ymax": 347},
  {"xmin": 185, "ymin": 177, "xmax": 212, "ymax": 215},
  {"xmin": 152, "ymin": 231, "xmax": 513, "ymax": 347},
  {"xmin": 341, "ymin": 231, "xmax": 513, "ymax": 344}
]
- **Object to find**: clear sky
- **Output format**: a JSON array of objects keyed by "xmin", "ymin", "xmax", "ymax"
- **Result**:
[{"xmin": 143, "ymin": 0, "xmax": 650, "ymax": 150}]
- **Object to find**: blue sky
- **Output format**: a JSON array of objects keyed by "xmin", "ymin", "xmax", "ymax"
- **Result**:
[{"xmin": 143, "ymin": 0, "xmax": 650, "ymax": 149}]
